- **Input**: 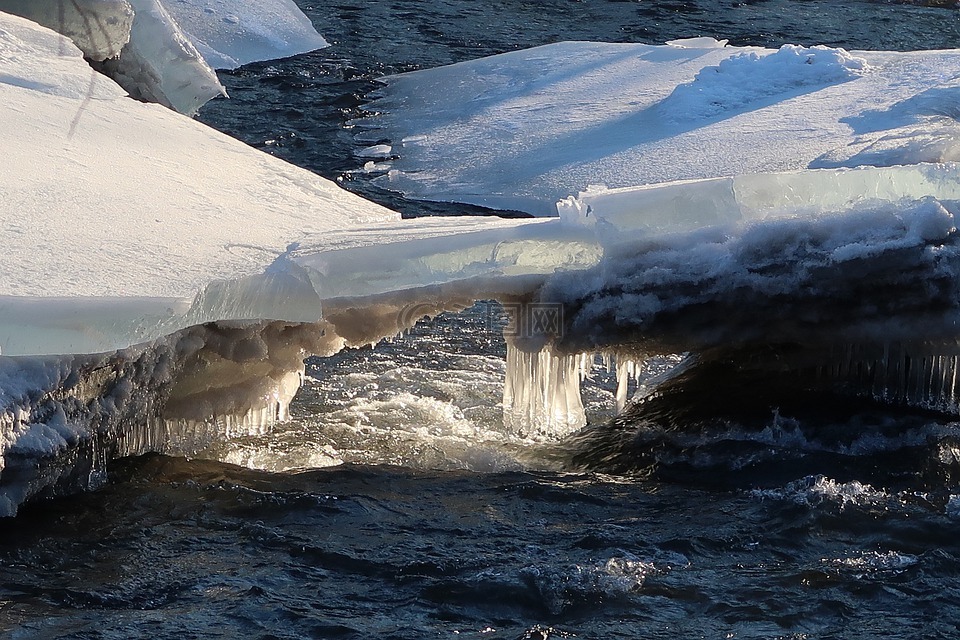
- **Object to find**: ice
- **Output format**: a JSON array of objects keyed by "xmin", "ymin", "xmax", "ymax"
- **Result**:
[
  {"xmin": 97, "ymin": 0, "xmax": 225, "ymax": 115},
  {"xmin": 359, "ymin": 41, "xmax": 960, "ymax": 215},
  {"xmin": 544, "ymin": 196, "xmax": 960, "ymax": 355},
  {"xmin": 160, "ymin": 0, "xmax": 328, "ymax": 70},
  {"xmin": 9, "ymin": 11, "xmax": 960, "ymax": 513},
  {"xmin": 0, "ymin": 0, "xmax": 134, "ymax": 61},
  {"xmin": 0, "ymin": 11, "xmax": 403, "ymax": 354},
  {"xmin": 558, "ymin": 163, "xmax": 960, "ymax": 244},
  {"xmin": 1, "ymin": 0, "xmax": 327, "ymax": 114},
  {"xmin": 502, "ymin": 345, "xmax": 587, "ymax": 438},
  {"xmin": 0, "ymin": 320, "xmax": 344, "ymax": 516}
]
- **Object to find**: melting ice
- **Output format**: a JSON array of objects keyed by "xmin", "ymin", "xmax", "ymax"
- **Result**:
[{"xmin": 5, "ymin": 6, "xmax": 960, "ymax": 515}]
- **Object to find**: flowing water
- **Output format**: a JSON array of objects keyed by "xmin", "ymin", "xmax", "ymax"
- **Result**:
[{"xmin": 5, "ymin": 1, "xmax": 960, "ymax": 638}]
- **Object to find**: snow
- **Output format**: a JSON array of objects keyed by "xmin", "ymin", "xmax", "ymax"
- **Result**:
[
  {"xmin": 661, "ymin": 44, "xmax": 868, "ymax": 121},
  {"xmin": 160, "ymin": 0, "xmax": 329, "ymax": 70},
  {"xmin": 359, "ymin": 39, "xmax": 960, "ymax": 216},
  {"xmin": 0, "ymin": 11, "xmax": 399, "ymax": 354}
]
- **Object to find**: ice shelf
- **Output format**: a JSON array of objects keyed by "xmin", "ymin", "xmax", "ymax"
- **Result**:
[{"xmin": 359, "ymin": 40, "xmax": 960, "ymax": 215}]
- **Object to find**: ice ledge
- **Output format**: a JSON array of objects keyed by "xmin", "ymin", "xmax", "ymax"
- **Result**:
[{"xmin": 558, "ymin": 163, "xmax": 960, "ymax": 244}]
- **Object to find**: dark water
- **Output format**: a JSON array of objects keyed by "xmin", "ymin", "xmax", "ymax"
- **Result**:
[{"xmin": 6, "ymin": 1, "xmax": 960, "ymax": 638}]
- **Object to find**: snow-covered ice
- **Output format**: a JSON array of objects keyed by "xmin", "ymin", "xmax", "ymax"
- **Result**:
[
  {"xmin": 0, "ymin": 10, "xmax": 394, "ymax": 354},
  {"xmin": 161, "ymin": 0, "xmax": 329, "ymax": 70},
  {"xmin": 0, "ymin": 11, "xmax": 599, "ymax": 355},
  {"xmin": 359, "ymin": 39, "xmax": 960, "ymax": 215}
]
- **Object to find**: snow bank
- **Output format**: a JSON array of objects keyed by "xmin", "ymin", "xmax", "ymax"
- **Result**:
[{"xmin": 359, "ymin": 40, "xmax": 960, "ymax": 215}]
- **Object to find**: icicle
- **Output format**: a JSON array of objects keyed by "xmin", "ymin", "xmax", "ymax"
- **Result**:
[
  {"xmin": 615, "ymin": 359, "xmax": 629, "ymax": 413},
  {"xmin": 502, "ymin": 344, "xmax": 587, "ymax": 439},
  {"xmin": 579, "ymin": 353, "xmax": 592, "ymax": 382},
  {"xmin": 813, "ymin": 342, "xmax": 960, "ymax": 414}
]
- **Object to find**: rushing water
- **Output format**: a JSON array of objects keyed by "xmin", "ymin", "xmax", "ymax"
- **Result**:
[{"xmin": 5, "ymin": 1, "xmax": 960, "ymax": 638}]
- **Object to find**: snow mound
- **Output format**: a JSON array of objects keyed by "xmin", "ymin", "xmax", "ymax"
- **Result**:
[{"xmin": 662, "ymin": 45, "xmax": 868, "ymax": 121}]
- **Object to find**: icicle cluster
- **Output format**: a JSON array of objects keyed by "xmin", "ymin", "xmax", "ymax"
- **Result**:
[
  {"xmin": 598, "ymin": 353, "xmax": 644, "ymax": 413},
  {"xmin": 502, "ymin": 345, "xmax": 644, "ymax": 438},
  {"xmin": 817, "ymin": 343, "xmax": 960, "ymax": 413},
  {"xmin": 503, "ymin": 345, "xmax": 586, "ymax": 438}
]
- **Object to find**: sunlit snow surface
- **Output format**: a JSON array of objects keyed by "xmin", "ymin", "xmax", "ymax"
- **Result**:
[{"xmin": 360, "ymin": 38, "xmax": 960, "ymax": 215}]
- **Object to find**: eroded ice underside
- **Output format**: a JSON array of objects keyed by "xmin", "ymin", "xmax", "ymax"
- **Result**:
[{"xmin": 359, "ymin": 39, "xmax": 960, "ymax": 215}]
